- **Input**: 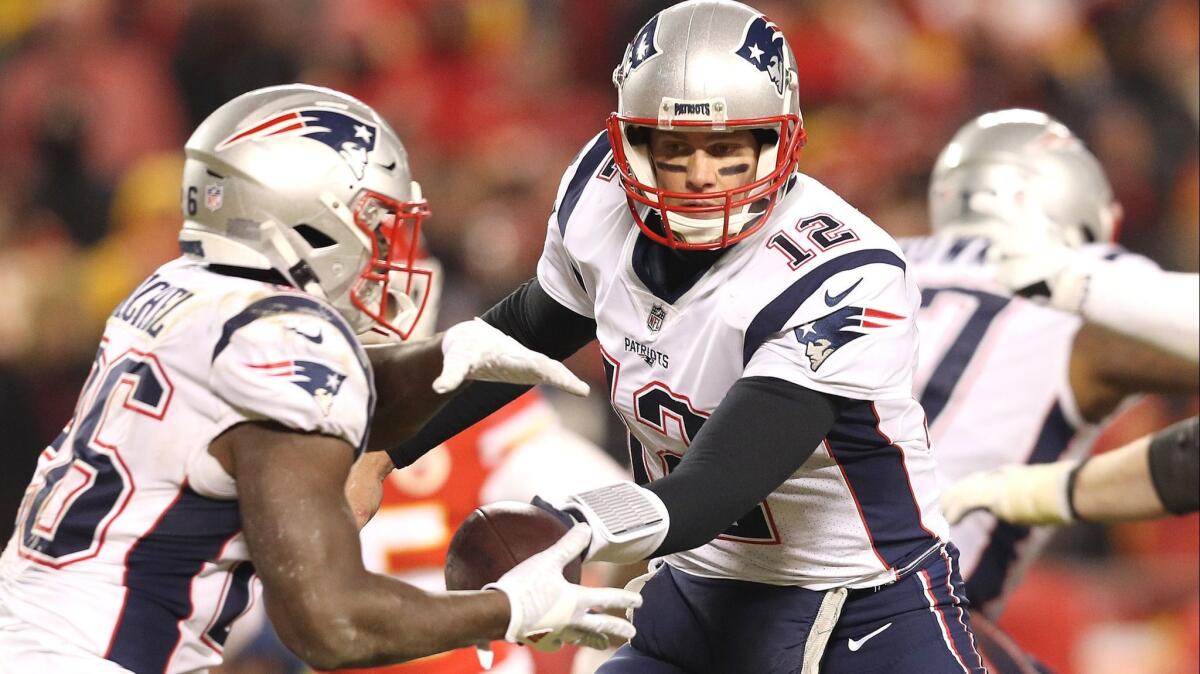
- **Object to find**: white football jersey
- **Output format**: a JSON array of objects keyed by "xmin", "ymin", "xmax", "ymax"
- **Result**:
[
  {"xmin": 539, "ymin": 133, "xmax": 948, "ymax": 590},
  {"xmin": 900, "ymin": 234, "xmax": 1155, "ymax": 616},
  {"xmin": 0, "ymin": 257, "xmax": 373, "ymax": 673}
]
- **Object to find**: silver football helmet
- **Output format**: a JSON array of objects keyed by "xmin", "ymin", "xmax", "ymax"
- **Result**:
[
  {"xmin": 179, "ymin": 84, "xmax": 433, "ymax": 338},
  {"xmin": 608, "ymin": 0, "xmax": 805, "ymax": 250},
  {"xmin": 929, "ymin": 109, "xmax": 1122, "ymax": 247}
]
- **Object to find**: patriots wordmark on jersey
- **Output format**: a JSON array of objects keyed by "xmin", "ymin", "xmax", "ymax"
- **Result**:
[
  {"xmin": 0, "ymin": 257, "xmax": 373, "ymax": 674},
  {"xmin": 901, "ymin": 234, "xmax": 1161, "ymax": 616},
  {"xmin": 541, "ymin": 132, "xmax": 948, "ymax": 590}
]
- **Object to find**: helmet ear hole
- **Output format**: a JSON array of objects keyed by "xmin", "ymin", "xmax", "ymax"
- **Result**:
[
  {"xmin": 626, "ymin": 125, "xmax": 651, "ymax": 146},
  {"xmin": 750, "ymin": 129, "xmax": 778, "ymax": 148},
  {"xmin": 293, "ymin": 223, "xmax": 337, "ymax": 249}
]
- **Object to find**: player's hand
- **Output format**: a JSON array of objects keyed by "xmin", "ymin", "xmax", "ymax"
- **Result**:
[
  {"xmin": 484, "ymin": 523, "xmax": 642, "ymax": 652},
  {"xmin": 941, "ymin": 462, "xmax": 1077, "ymax": 526},
  {"xmin": 988, "ymin": 237, "xmax": 1096, "ymax": 313},
  {"xmin": 433, "ymin": 318, "xmax": 589, "ymax": 396}
]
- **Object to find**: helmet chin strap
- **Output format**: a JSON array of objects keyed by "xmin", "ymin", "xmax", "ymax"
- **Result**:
[{"xmin": 261, "ymin": 219, "xmax": 328, "ymax": 299}]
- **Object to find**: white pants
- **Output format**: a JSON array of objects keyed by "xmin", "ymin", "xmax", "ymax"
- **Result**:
[{"xmin": 0, "ymin": 602, "xmax": 133, "ymax": 674}]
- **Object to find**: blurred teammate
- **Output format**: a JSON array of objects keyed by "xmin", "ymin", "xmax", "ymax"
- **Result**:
[
  {"xmin": 0, "ymin": 84, "xmax": 639, "ymax": 674},
  {"xmin": 897, "ymin": 109, "xmax": 1200, "ymax": 672},
  {"xmin": 380, "ymin": 2, "xmax": 988, "ymax": 671}
]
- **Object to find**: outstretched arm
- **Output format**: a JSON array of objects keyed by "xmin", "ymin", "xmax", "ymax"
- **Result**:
[
  {"xmin": 941, "ymin": 416, "xmax": 1199, "ymax": 526},
  {"xmin": 384, "ymin": 278, "xmax": 597, "ymax": 467},
  {"xmin": 219, "ymin": 422, "xmax": 640, "ymax": 670},
  {"xmin": 540, "ymin": 377, "xmax": 840, "ymax": 563},
  {"xmin": 217, "ymin": 422, "xmax": 510, "ymax": 668},
  {"xmin": 365, "ymin": 309, "xmax": 592, "ymax": 451},
  {"xmin": 992, "ymin": 238, "xmax": 1199, "ymax": 361}
]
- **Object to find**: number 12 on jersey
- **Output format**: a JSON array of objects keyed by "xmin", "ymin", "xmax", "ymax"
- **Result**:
[{"xmin": 767, "ymin": 214, "xmax": 860, "ymax": 270}]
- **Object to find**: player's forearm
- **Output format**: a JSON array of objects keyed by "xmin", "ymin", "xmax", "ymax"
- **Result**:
[
  {"xmin": 1070, "ymin": 436, "xmax": 1160, "ymax": 521},
  {"xmin": 563, "ymin": 380, "xmax": 835, "ymax": 564},
  {"xmin": 1074, "ymin": 416, "xmax": 1200, "ymax": 520},
  {"xmin": 268, "ymin": 576, "xmax": 509, "ymax": 669},
  {"xmin": 1077, "ymin": 265, "xmax": 1199, "ymax": 362},
  {"xmin": 387, "ymin": 278, "xmax": 596, "ymax": 468},
  {"xmin": 645, "ymin": 378, "xmax": 836, "ymax": 556},
  {"xmin": 365, "ymin": 337, "xmax": 453, "ymax": 450}
]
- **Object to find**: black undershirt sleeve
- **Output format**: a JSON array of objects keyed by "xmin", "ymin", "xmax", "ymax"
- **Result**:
[
  {"xmin": 1147, "ymin": 416, "xmax": 1199, "ymax": 515},
  {"xmin": 645, "ymin": 376, "xmax": 841, "ymax": 557},
  {"xmin": 387, "ymin": 278, "xmax": 596, "ymax": 468}
]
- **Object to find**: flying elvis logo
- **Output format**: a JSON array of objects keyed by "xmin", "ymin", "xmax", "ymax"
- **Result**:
[
  {"xmin": 216, "ymin": 109, "xmax": 378, "ymax": 179},
  {"xmin": 247, "ymin": 360, "xmax": 347, "ymax": 415},
  {"xmin": 735, "ymin": 16, "xmax": 788, "ymax": 96},
  {"xmin": 793, "ymin": 306, "xmax": 905, "ymax": 371}
]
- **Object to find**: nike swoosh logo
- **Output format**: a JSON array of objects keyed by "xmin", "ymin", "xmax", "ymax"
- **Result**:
[
  {"xmin": 824, "ymin": 277, "xmax": 863, "ymax": 306},
  {"xmin": 288, "ymin": 327, "xmax": 323, "ymax": 344},
  {"xmin": 848, "ymin": 622, "xmax": 892, "ymax": 652}
]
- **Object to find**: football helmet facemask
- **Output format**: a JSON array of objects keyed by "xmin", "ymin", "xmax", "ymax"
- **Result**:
[
  {"xmin": 179, "ymin": 83, "xmax": 433, "ymax": 338},
  {"xmin": 608, "ymin": 0, "xmax": 805, "ymax": 250}
]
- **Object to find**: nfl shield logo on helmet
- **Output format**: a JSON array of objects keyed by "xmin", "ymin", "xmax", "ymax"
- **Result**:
[
  {"xmin": 735, "ymin": 16, "xmax": 787, "ymax": 96},
  {"xmin": 647, "ymin": 303, "xmax": 667, "ymax": 333},
  {"xmin": 204, "ymin": 184, "xmax": 223, "ymax": 211}
]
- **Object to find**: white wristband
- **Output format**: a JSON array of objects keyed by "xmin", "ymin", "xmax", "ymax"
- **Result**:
[{"xmin": 564, "ymin": 482, "xmax": 670, "ymax": 563}]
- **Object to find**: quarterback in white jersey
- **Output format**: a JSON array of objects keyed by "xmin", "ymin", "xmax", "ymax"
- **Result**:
[
  {"xmin": 899, "ymin": 110, "xmax": 1198, "ymax": 672},
  {"xmin": 384, "ymin": 3, "xmax": 984, "ymax": 672},
  {"xmin": 0, "ymin": 85, "xmax": 640, "ymax": 674}
]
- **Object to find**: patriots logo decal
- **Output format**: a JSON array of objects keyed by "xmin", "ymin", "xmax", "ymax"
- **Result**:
[
  {"xmin": 619, "ymin": 14, "xmax": 661, "ymax": 81},
  {"xmin": 248, "ymin": 359, "xmax": 347, "ymax": 415},
  {"xmin": 735, "ymin": 16, "xmax": 788, "ymax": 96},
  {"xmin": 793, "ymin": 306, "xmax": 905, "ymax": 371},
  {"xmin": 217, "ymin": 108, "xmax": 378, "ymax": 179}
]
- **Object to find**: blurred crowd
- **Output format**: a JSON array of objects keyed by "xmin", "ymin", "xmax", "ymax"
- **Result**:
[{"xmin": 0, "ymin": 1, "xmax": 1195, "ymax": 672}]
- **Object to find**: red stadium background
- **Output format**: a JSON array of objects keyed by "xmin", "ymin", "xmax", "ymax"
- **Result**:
[{"xmin": 0, "ymin": 1, "xmax": 1195, "ymax": 673}]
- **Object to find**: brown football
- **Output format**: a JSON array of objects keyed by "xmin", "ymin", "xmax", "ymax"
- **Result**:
[{"xmin": 445, "ymin": 501, "xmax": 582, "ymax": 591}]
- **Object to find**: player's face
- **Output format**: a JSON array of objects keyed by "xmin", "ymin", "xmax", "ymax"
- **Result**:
[{"xmin": 648, "ymin": 130, "xmax": 760, "ymax": 219}]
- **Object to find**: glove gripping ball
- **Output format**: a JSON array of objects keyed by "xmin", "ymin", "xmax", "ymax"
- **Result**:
[{"xmin": 445, "ymin": 501, "xmax": 583, "ymax": 591}]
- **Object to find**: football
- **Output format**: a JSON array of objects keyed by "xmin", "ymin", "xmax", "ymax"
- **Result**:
[{"xmin": 444, "ymin": 501, "xmax": 582, "ymax": 591}]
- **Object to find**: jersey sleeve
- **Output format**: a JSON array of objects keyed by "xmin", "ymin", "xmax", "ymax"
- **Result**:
[
  {"xmin": 743, "ymin": 259, "xmax": 919, "ymax": 400},
  {"xmin": 535, "ymin": 133, "xmax": 611, "ymax": 318},
  {"xmin": 210, "ymin": 302, "xmax": 372, "ymax": 451},
  {"xmin": 536, "ymin": 221, "xmax": 594, "ymax": 318}
]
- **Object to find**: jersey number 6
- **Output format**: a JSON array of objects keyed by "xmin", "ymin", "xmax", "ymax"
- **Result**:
[{"xmin": 17, "ymin": 346, "xmax": 173, "ymax": 566}]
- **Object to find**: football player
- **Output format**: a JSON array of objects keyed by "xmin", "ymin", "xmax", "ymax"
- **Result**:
[
  {"xmin": 897, "ymin": 109, "xmax": 1200, "ymax": 671},
  {"xmin": 0, "ymin": 84, "xmax": 641, "ymax": 674},
  {"xmin": 378, "ymin": 2, "xmax": 988, "ymax": 672}
]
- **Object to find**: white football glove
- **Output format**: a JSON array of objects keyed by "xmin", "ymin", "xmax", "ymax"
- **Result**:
[
  {"xmin": 433, "ymin": 318, "xmax": 589, "ymax": 397},
  {"xmin": 941, "ymin": 461, "xmax": 1079, "ymax": 527},
  {"xmin": 988, "ymin": 237, "xmax": 1095, "ymax": 313},
  {"xmin": 484, "ymin": 523, "xmax": 642, "ymax": 652}
]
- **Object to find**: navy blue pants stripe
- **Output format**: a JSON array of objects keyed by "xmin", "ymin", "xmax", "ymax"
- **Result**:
[
  {"xmin": 599, "ymin": 544, "xmax": 985, "ymax": 674},
  {"xmin": 106, "ymin": 485, "xmax": 241, "ymax": 674},
  {"xmin": 923, "ymin": 547, "xmax": 985, "ymax": 672}
]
